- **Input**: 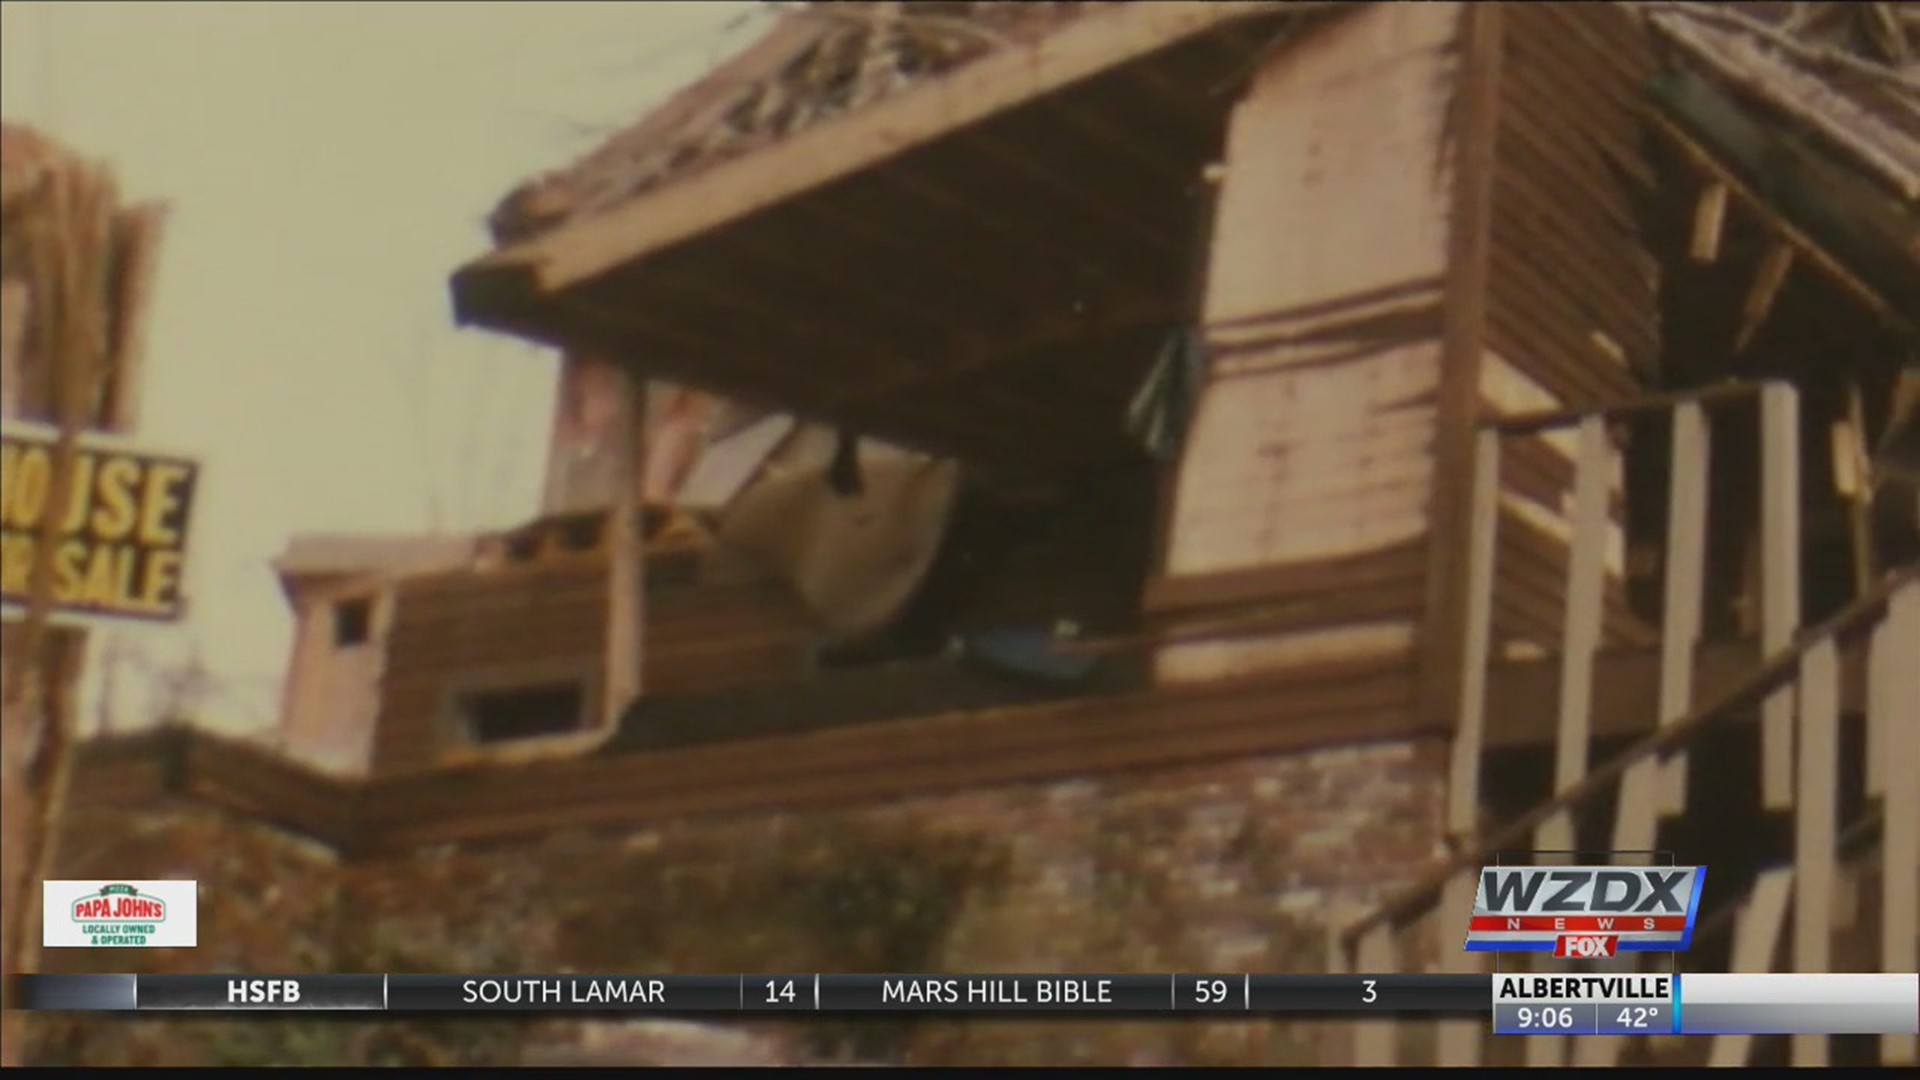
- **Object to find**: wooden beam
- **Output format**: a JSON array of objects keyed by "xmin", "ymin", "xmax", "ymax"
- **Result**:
[
  {"xmin": 1791, "ymin": 637, "xmax": 1838, "ymax": 1066},
  {"xmin": 1416, "ymin": 0, "xmax": 1503, "ymax": 748},
  {"xmin": 1446, "ymin": 431, "xmax": 1499, "ymax": 837},
  {"xmin": 465, "ymin": 2, "xmax": 1295, "ymax": 296},
  {"xmin": 1651, "ymin": 114, "xmax": 1902, "ymax": 328},
  {"xmin": 1760, "ymin": 383, "xmax": 1802, "ymax": 810},
  {"xmin": 1689, "ymin": 181, "xmax": 1728, "ymax": 263}
]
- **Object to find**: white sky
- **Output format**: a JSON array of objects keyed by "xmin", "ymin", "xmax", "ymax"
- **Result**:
[{"xmin": 1, "ymin": 0, "xmax": 764, "ymax": 732}]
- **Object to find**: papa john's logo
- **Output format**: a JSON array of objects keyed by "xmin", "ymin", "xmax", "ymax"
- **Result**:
[
  {"xmin": 45, "ymin": 879, "xmax": 197, "ymax": 948},
  {"xmin": 72, "ymin": 883, "xmax": 167, "ymax": 945},
  {"xmin": 72, "ymin": 883, "xmax": 168, "ymax": 925}
]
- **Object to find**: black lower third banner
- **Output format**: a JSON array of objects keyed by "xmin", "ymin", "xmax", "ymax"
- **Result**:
[{"xmin": 9, "ymin": 974, "xmax": 1489, "ymax": 1015}]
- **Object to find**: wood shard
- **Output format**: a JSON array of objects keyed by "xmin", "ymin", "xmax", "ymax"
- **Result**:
[
  {"xmin": 1734, "ymin": 242, "xmax": 1794, "ymax": 354},
  {"xmin": 1690, "ymin": 181, "xmax": 1729, "ymax": 262}
]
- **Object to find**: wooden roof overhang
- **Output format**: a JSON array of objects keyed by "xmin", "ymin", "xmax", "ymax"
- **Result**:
[{"xmin": 450, "ymin": 1, "xmax": 1322, "ymax": 473}]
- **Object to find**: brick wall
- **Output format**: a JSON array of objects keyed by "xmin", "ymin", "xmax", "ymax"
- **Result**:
[{"xmin": 26, "ymin": 737, "xmax": 1446, "ymax": 1066}]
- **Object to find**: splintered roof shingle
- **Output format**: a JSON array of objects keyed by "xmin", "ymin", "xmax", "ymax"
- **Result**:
[{"xmin": 487, "ymin": 1, "xmax": 1112, "ymax": 243}]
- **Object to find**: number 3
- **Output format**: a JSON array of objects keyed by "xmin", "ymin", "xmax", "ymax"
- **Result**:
[{"xmin": 1362, "ymin": 979, "xmax": 1377, "ymax": 1004}]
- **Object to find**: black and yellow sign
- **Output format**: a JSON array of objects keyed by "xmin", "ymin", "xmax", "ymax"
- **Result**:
[{"xmin": 0, "ymin": 424, "xmax": 198, "ymax": 622}]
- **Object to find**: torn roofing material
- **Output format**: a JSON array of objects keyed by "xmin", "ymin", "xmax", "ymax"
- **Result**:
[
  {"xmin": 487, "ymin": 1, "xmax": 1110, "ymax": 244},
  {"xmin": 1643, "ymin": 2, "xmax": 1920, "ymax": 200}
]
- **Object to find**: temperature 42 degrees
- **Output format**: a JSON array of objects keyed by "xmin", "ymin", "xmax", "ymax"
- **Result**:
[{"xmin": 1602, "ymin": 1004, "xmax": 1666, "ymax": 1035}]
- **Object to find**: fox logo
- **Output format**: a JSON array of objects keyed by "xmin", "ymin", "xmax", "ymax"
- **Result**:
[{"xmin": 1555, "ymin": 934, "xmax": 1618, "ymax": 958}]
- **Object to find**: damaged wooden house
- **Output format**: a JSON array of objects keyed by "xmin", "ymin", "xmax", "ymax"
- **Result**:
[{"xmin": 69, "ymin": 0, "xmax": 1920, "ymax": 1068}]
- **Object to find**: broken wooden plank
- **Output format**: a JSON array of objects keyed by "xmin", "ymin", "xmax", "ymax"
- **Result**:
[
  {"xmin": 1733, "ymin": 243, "xmax": 1794, "ymax": 354},
  {"xmin": 1760, "ymin": 383, "xmax": 1801, "ymax": 810},
  {"xmin": 1838, "ymin": 383, "xmax": 1876, "ymax": 595},
  {"xmin": 1690, "ymin": 181, "xmax": 1728, "ymax": 262},
  {"xmin": 1536, "ymin": 416, "xmax": 1610, "ymax": 854},
  {"xmin": 1792, "ymin": 637, "xmax": 1839, "ymax": 1067}
]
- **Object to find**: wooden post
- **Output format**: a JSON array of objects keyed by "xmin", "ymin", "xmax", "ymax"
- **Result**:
[
  {"xmin": 602, "ymin": 370, "xmax": 647, "ymax": 731},
  {"xmin": 1759, "ymin": 383, "xmax": 1801, "ymax": 809},
  {"xmin": 1879, "ymin": 583, "xmax": 1920, "ymax": 1066},
  {"xmin": 0, "ymin": 157, "xmax": 116, "ymax": 1069},
  {"xmin": 1537, "ymin": 417, "xmax": 1610, "ymax": 855},
  {"xmin": 1530, "ymin": 416, "xmax": 1608, "ymax": 1070},
  {"xmin": 1446, "ymin": 430, "xmax": 1500, "ymax": 837},
  {"xmin": 1414, "ymin": 0, "xmax": 1501, "ymax": 742},
  {"xmin": 1791, "ymin": 638, "xmax": 1838, "ymax": 1066},
  {"xmin": 1436, "ymin": 430, "xmax": 1497, "ymax": 1069}
]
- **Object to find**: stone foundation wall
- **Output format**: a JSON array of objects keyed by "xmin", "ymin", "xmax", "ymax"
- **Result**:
[{"xmin": 25, "ymin": 737, "xmax": 1446, "ymax": 1066}]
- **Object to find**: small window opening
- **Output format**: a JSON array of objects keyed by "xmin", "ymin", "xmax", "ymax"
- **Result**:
[
  {"xmin": 458, "ymin": 683, "xmax": 587, "ymax": 743},
  {"xmin": 332, "ymin": 598, "xmax": 373, "ymax": 647}
]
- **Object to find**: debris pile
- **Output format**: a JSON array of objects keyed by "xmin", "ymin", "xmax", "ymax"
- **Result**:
[{"xmin": 1643, "ymin": 1, "xmax": 1920, "ymax": 198}]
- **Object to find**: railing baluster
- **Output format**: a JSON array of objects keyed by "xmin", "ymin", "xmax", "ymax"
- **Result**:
[
  {"xmin": 1881, "ymin": 583, "xmax": 1920, "ymax": 1066},
  {"xmin": 1589, "ymin": 404, "xmax": 1713, "ymax": 1067},
  {"xmin": 1438, "ymin": 431, "xmax": 1497, "ymax": 1069},
  {"xmin": 1659, "ymin": 401, "xmax": 1710, "ymax": 812},
  {"xmin": 1448, "ymin": 430, "xmax": 1500, "ymax": 836},
  {"xmin": 1538, "ymin": 416, "xmax": 1610, "ymax": 856},
  {"xmin": 1792, "ymin": 637, "xmax": 1838, "ymax": 1066},
  {"xmin": 1760, "ymin": 383, "xmax": 1801, "ymax": 809}
]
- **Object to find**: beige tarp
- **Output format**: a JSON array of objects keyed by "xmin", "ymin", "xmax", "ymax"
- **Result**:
[{"xmin": 716, "ymin": 428, "xmax": 959, "ymax": 639}]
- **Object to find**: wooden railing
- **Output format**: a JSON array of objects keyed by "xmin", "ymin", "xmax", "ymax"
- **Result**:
[{"xmin": 1332, "ymin": 380, "xmax": 1920, "ymax": 1068}]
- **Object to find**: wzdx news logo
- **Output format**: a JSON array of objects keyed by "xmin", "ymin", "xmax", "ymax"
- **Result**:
[
  {"xmin": 1465, "ymin": 866, "xmax": 1705, "ymax": 956},
  {"xmin": 44, "ymin": 880, "xmax": 198, "ymax": 948}
]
